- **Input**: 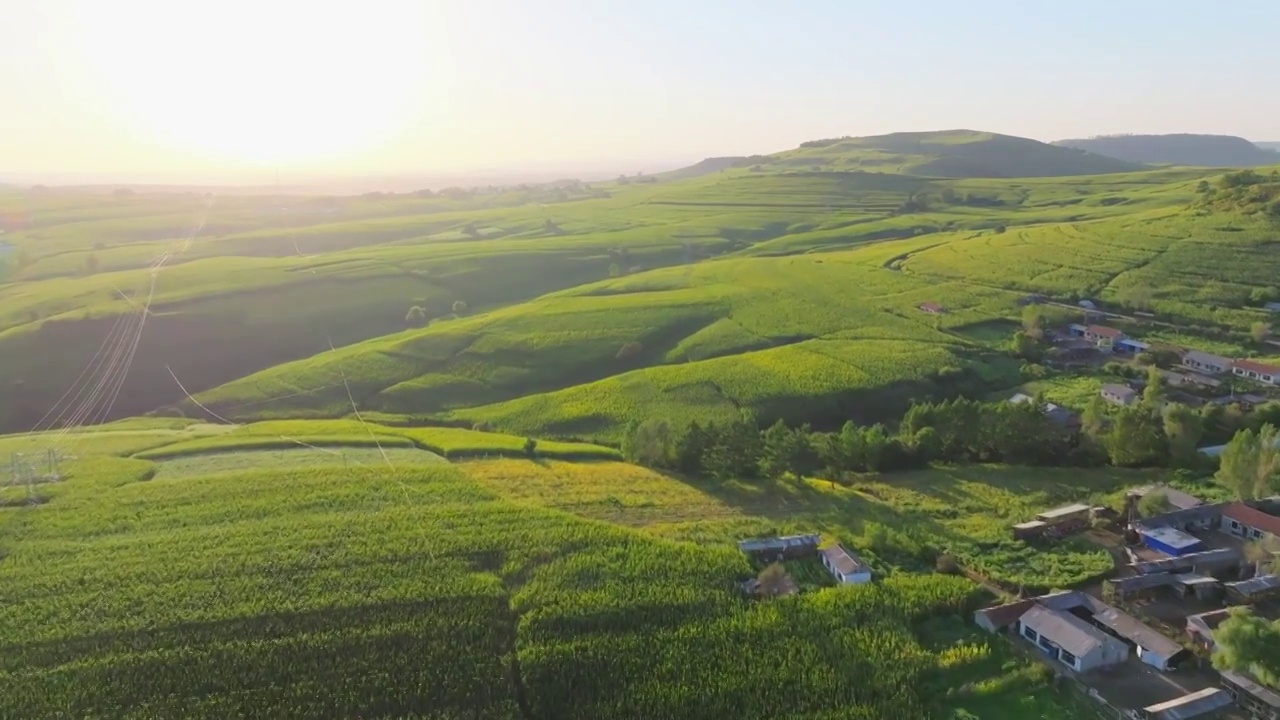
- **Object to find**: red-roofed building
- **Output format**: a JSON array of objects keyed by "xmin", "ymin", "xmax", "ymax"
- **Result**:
[
  {"xmin": 1083, "ymin": 325, "xmax": 1124, "ymax": 351},
  {"xmin": 918, "ymin": 302, "xmax": 945, "ymax": 314},
  {"xmin": 1221, "ymin": 502, "xmax": 1280, "ymax": 542},
  {"xmin": 1232, "ymin": 359, "xmax": 1280, "ymax": 386}
]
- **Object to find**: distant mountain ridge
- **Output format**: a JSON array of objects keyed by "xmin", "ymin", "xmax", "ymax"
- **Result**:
[
  {"xmin": 1053, "ymin": 134, "xmax": 1280, "ymax": 167},
  {"xmin": 1258, "ymin": 142, "xmax": 1280, "ymax": 152},
  {"xmin": 673, "ymin": 129, "xmax": 1142, "ymax": 180}
]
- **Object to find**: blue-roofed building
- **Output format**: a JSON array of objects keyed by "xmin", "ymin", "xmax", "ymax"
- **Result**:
[
  {"xmin": 1139, "ymin": 525, "xmax": 1206, "ymax": 557},
  {"xmin": 1115, "ymin": 338, "xmax": 1148, "ymax": 354}
]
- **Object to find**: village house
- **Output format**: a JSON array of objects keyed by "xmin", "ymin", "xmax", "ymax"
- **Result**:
[
  {"xmin": 1130, "ymin": 547, "xmax": 1242, "ymax": 577},
  {"xmin": 1008, "ymin": 393, "xmax": 1081, "ymax": 430},
  {"xmin": 737, "ymin": 534, "xmax": 820, "ymax": 561},
  {"xmin": 1114, "ymin": 338, "xmax": 1149, "ymax": 355},
  {"xmin": 1220, "ymin": 502, "xmax": 1280, "ymax": 543},
  {"xmin": 917, "ymin": 302, "xmax": 945, "ymax": 314},
  {"xmin": 1069, "ymin": 324, "xmax": 1125, "ymax": 351},
  {"xmin": 1185, "ymin": 608, "xmax": 1232, "ymax": 651},
  {"xmin": 820, "ymin": 543, "xmax": 872, "ymax": 585},
  {"xmin": 1016, "ymin": 604, "xmax": 1130, "ymax": 672},
  {"xmin": 1129, "ymin": 484, "xmax": 1205, "ymax": 513},
  {"xmin": 1232, "ymin": 359, "xmax": 1280, "ymax": 386},
  {"xmin": 1138, "ymin": 525, "xmax": 1207, "ymax": 557},
  {"xmin": 1181, "ymin": 350, "xmax": 1233, "ymax": 376},
  {"xmin": 1225, "ymin": 574, "xmax": 1280, "ymax": 605},
  {"xmin": 1101, "ymin": 383, "xmax": 1138, "ymax": 406},
  {"xmin": 975, "ymin": 590, "xmax": 1187, "ymax": 672},
  {"xmin": 1221, "ymin": 669, "xmax": 1280, "ymax": 720}
]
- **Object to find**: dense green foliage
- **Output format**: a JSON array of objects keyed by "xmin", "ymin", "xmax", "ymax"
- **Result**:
[
  {"xmin": 1212, "ymin": 609, "xmax": 1280, "ymax": 689},
  {"xmin": 1215, "ymin": 424, "xmax": 1280, "ymax": 499}
]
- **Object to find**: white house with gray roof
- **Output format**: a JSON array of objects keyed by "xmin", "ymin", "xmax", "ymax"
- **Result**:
[{"xmin": 1016, "ymin": 604, "xmax": 1129, "ymax": 672}]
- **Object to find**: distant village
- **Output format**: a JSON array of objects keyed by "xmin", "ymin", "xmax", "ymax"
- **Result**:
[{"xmin": 737, "ymin": 486, "xmax": 1280, "ymax": 720}]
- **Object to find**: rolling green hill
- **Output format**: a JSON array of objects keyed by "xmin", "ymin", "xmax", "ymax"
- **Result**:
[
  {"xmin": 0, "ymin": 148, "xmax": 1273, "ymax": 438},
  {"xmin": 763, "ymin": 130, "xmax": 1143, "ymax": 177},
  {"xmin": 5, "ymin": 136, "xmax": 1278, "ymax": 720},
  {"xmin": 187, "ymin": 168, "xmax": 1280, "ymax": 443},
  {"xmin": 1055, "ymin": 133, "xmax": 1280, "ymax": 167}
]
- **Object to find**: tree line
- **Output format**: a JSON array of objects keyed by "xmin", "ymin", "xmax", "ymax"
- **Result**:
[
  {"xmin": 623, "ymin": 369, "xmax": 1280, "ymax": 481},
  {"xmin": 624, "ymin": 398, "xmax": 1081, "ymax": 481}
]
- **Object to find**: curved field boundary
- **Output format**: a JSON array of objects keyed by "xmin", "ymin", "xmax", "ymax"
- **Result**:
[
  {"xmin": 133, "ymin": 434, "xmax": 415, "ymax": 461},
  {"xmin": 397, "ymin": 427, "xmax": 621, "ymax": 462}
]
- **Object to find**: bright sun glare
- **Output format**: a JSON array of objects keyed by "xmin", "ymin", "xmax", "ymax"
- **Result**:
[{"xmin": 72, "ymin": 2, "xmax": 441, "ymax": 168}]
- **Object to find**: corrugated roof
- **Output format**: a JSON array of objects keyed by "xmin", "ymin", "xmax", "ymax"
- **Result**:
[
  {"xmin": 737, "ymin": 534, "xmax": 820, "ymax": 551},
  {"xmin": 1101, "ymin": 383, "xmax": 1137, "ymax": 399},
  {"xmin": 1142, "ymin": 687, "xmax": 1233, "ymax": 720},
  {"xmin": 1223, "ymin": 502, "xmax": 1280, "ymax": 537},
  {"xmin": 1037, "ymin": 503, "xmax": 1093, "ymax": 520},
  {"xmin": 820, "ymin": 543, "xmax": 868, "ymax": 576},
  {"xmin": 1087, "ymin": 325, "xmax": 1124, "ymax": 339},
  {"xmin": 1233, "ymin": 358, "xmax": 1280, "ymax": 375},
  {"xmin": 1140, "ymin": 526, "xmax": 1204, "ymax": 551},
  {"xmin": 1225, "ymin": 574, "xmax": 1280, "ymax": 598},
  {"xmin": 1183, "ymin": 349, "xmax": 1231, "ymax": 366},
  {"xmin": 974, "ymin": 598, "xmax": 1036, "ymax": 630},
  {"xmin": 1090, "ymin": 605, "xmax": 1184, "ymax": 657},
  {"xmin": 1186, "ymin": 609, "xmax": 1232, "ymax": 635},
  {"xmin": 1131, "ymin": 485, "xmax": 1204, "ymax": 512},
  {"xmin": 1018, "ymin": 605, "xmax": 1113, "ymax": 658},
  {"xmin": 1221, "ymin": 669, "xmax": 1280, "ymax": 708},
  {"xmin": 1132, "ymin": 547, "xmax": 1239, "ymax": 575},
  {"xmin": 1137, "ymin": 504, "xmax": 1227, "ymax": 532},
  {"xmin": 1109, "ymin": 573, "xmax": 1178, "ymax": 594}
]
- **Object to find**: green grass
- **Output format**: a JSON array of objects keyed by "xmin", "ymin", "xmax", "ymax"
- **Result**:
[
  {"xmin": 459, "ymin": 458, "xmax": 1155, "ymax": 590},
  {"xmin": 1, "ymin": 158, "xmax": 1261, "ymax": 440},
  {"xmin": 151, "ymin": 446, "xmax": 448, "ymax": 479},
  {"xmin": 0, "ymin": 437, "xmax": 1094, "ymax": 720}
]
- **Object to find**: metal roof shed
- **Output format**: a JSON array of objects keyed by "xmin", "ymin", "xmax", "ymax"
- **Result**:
[
  {"xmin": 1037, "ymin": 503, "xmax": 1092, "ymax": 522},
  {"xmin": 1140, "ymin": 526, "xmax": 1207, "ymax": 557},
  {"xmin": 1141, "ymin": 687, "xmax": 1233, "ymax": 720}
]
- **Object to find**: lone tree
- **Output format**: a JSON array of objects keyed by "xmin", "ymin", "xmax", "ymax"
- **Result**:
[
  {"xmin": 84, "ymin": 254, "xmax": 101, "ymax": 275},
  {"xmin": 1137, "ymin": 490, "xmax": 1170, "ymax": 518},
  {"xmin": 756, "ymin": 563, "xmax": 792, "ymax": 598},
  {"xmin": 1244, "ymin": 537, "xmax": 1280, "ymax": 576},
  {"xmin": 404, "ymin": 306, "xmax": 428, "ymax": 326},
  {"xmin": 523, "ymin": 437, "xmax": 538, "ymax": 457},
  {"xmin": 1253, "ymin": 321, "xmax": 1272, "ymax": 344}
]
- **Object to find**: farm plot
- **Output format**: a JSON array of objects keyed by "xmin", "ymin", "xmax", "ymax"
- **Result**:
[{"xmin": 0, "ymin": 441, "xmax": 1091, "ymax": 720}]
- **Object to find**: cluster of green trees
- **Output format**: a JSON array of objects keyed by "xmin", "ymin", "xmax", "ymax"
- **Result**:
[
  {"xmin": 1213, "ymin": 608, "xmax": 1280, "ymax": 690},
  {"xmin": 624, "ymin": 366, "xmax": 1280, "ymax": 480},
  {"xmin": 1215, "ymin": 424, "xmax": 1280, "ymax": 500},
  {"xmin": 623, "ymin": 397, "xmax": 1080, "ymax": 481}
]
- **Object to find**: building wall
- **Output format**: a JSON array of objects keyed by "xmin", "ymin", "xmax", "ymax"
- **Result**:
[{"xmin": 1137, "ymin": 645, "xmax": 1173, "ymax": 670}]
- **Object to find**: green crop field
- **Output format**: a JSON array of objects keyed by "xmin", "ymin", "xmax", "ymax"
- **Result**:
[
  {"xmin": 0, "ymin": 425, "xmax": 1104, "ymax": 719},
  {"xmin": 3, "ymin": 130, "xmax": 1279, "ymax": 718}
]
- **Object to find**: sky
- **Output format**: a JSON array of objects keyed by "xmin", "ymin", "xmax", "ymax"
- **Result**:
[{"xmin": 3, "ymin": 0, "xmax": 1278, "ymax": 183}]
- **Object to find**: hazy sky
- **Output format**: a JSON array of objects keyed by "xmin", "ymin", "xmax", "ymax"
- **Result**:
[{"xmin": 3, "ymin": 0, "xmax": 1278, "ymax": 180}]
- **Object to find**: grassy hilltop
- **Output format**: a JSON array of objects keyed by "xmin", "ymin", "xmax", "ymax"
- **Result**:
[{"xmin": 0, "ymin": 134, "xmax": 1275, "ymax": 439}]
